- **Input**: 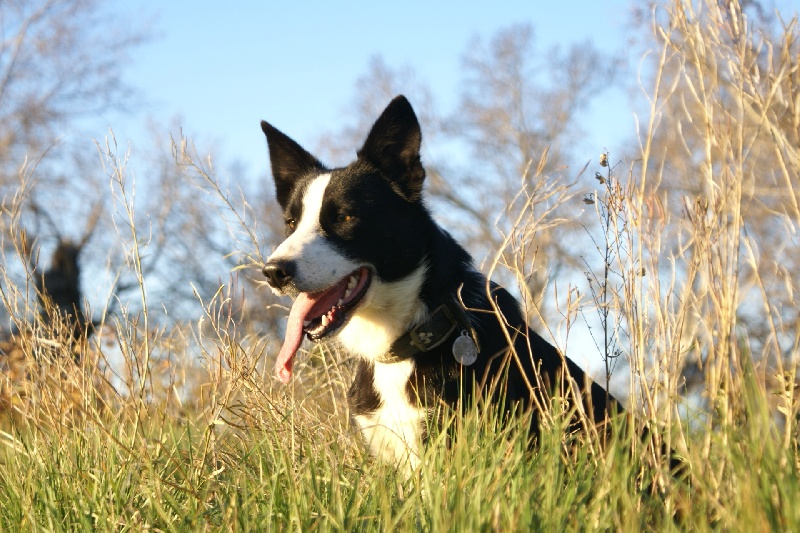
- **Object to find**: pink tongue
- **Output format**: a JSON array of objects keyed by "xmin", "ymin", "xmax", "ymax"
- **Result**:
[
  {"xmin": 274, "ymin": 292, "xmax": 315, "ymax": 383},
  {"xmin": 274, "ymin": 279, "xmax": 349, "ymax": 382}
]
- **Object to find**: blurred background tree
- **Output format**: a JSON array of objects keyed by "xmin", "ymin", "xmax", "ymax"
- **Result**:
[
  {"xmin": 0, "ymin": 0, "xmax": 143, "ymax": 180},
  {"xmin": 0, "ymin": 0, "xmax": 275, "ymax": 328},
  {"xmin": 314, "ymin": 24, "xmax": 619, "ymax": 328}
]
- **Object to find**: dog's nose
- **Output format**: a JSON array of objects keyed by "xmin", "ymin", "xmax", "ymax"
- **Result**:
[{"xmin": 263, "ymin": 260, "xmax": 295, "ymax": 289}]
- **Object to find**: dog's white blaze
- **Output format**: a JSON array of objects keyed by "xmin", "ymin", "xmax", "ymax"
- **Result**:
[
  {"xmin": 354, "ymin": 359, "xmax": 426, "ymax": 471},
  {"xmin": 266, "ymin": 173, "xmax": 359, "ymax": 293},
  {"xmin": 337, "ymin": 264, "xmax": 428, "ymax": 358}
]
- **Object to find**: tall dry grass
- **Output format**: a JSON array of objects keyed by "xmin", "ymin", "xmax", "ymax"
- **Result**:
[{"xmin": 630, "ymin": 0, "xmax": 800, "ymax": 454}]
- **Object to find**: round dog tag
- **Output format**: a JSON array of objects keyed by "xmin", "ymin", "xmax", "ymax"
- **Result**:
[{"xmin": 452, "ymin": 330, "xmax": 478, "ymax": 366}]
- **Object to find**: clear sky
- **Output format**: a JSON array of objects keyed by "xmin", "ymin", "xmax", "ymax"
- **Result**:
[{"xmin": 105, "ymin": 1, "xmax": 636, "ymax": 178}]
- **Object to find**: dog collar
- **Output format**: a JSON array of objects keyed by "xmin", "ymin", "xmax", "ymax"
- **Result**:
[{"xmin": 376, "ymin": 301, "xmax": 480, "ymax": 364}]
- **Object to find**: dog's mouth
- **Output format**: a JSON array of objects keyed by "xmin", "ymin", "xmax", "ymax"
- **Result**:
[
  {"xmin": 302, "ymin": 269, "xmax": 372, "ymax": 341},
  {"xmin": 274, "ymin": 267, "xmax": 371, "ymax": 382}
]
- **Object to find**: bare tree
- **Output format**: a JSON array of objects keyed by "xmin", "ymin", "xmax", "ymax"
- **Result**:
[
  {"xmin": 32, "ymin": 208, "xmax": 101, "ymax": 342},
  {"xmin": 449, "ymin": 24, "xmax": 619, "ymax": 318},
  {"xmin": 315, "ymin": 25, "xmax": 618, "ymax": 326},
  {"xmin": 455, "ymin": 24, "xmax": 614, "ymax": 184},
  {"xmin": 0, "ymin": 0, "xmax": 148, "ymax": 323},
  {"xmin": 0, "ymin": 0, "xmax": 146, "ymax": 182}
]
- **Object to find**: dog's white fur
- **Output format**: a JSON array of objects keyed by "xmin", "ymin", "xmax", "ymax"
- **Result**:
[{"xmin": 354, "ymin": 359, "xmax": 427, "ymax": 469}]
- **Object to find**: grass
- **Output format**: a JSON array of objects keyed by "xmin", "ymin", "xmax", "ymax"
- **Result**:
[
  {"xmin": 0, "ymin": 302, "xmax": 796, "ymax": 531},
  {"xmin": 1, "ymin": 0, "xmax": 800, "ymax": 530},
  {"xmin": 0, "ymin": 359, "xmax": 797, "ymax": 531}
]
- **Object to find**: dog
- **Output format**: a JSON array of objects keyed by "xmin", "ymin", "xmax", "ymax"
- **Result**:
[{"xmin": 259, "ymin": 95, "xmax": 620, "ymax": 470}]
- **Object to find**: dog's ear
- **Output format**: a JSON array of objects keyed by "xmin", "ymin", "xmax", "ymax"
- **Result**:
[
  {"xmin": 261, "ymin": 120, "xmax": 326, "ymax": 207},
  {"xmin": 357, "ymin": 95, "xmax": 425, "ymax": 201}
]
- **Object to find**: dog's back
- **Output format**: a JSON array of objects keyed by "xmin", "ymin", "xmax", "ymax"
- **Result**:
[{"xmin": 344, "ymin": 223, "xmax": 620, "ymax": 452}]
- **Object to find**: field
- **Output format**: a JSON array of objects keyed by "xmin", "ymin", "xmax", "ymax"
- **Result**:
[{"xmin": 0, "ymin": 332, "xmax": 797, "ymax": 531}]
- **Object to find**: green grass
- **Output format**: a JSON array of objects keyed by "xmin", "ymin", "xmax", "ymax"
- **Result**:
[{"xmin": 0, "ymin": 363, "xmax": 797, "ymax": 532}]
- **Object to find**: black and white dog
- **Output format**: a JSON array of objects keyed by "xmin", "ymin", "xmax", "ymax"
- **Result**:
[{"xmin": 260, "ymin": 96, "xmax": 618, "ymax": 470}]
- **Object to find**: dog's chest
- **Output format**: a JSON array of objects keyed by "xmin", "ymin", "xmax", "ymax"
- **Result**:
[{"xmin": 350, "ymin": 359, "xmax": 427, "ymax": 470}]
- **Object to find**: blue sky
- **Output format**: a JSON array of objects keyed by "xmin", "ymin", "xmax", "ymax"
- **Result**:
[{"xmin": 106, "ymin": 1, "xmax": 635, "ymax": 177}]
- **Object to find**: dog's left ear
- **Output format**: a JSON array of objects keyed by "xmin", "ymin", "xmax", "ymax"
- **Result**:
[{"xmin": 357, "ymin": 95, "xmax": 425, "ymax": 201}]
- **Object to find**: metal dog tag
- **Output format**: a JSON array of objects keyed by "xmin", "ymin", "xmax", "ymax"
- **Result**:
[{"xmin": 452, "ymin": 330, "xmax": 478, "ymax": 366}]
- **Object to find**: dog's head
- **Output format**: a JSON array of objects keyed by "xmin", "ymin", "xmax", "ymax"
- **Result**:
[{"xmin": 261, "ymin": 95, "xmax": 430, "ymax": 381}]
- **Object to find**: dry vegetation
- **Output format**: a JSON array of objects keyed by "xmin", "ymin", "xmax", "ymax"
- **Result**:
[{"xmin": 0, "ymin": 0, "xmax": 799, "ymax": 530}]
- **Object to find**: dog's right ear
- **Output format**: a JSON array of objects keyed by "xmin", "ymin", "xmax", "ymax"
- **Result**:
[{"xmin": 261, "ymin": 121, "xmax": 326, "ymax": 207}]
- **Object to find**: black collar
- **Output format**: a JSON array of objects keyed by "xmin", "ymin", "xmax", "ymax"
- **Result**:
[{"xmin": 376, "ymin": 300, "xmax": 480, "ymax": 364}]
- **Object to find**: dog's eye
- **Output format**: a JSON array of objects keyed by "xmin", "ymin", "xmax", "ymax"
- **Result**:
[
  {"xmin": 337, "ymin": 214, "xmax": 353, "ymax": 223},
  {"xmin": 285, "ymin": 218, "xmax": 296, "ymax": 230}
]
